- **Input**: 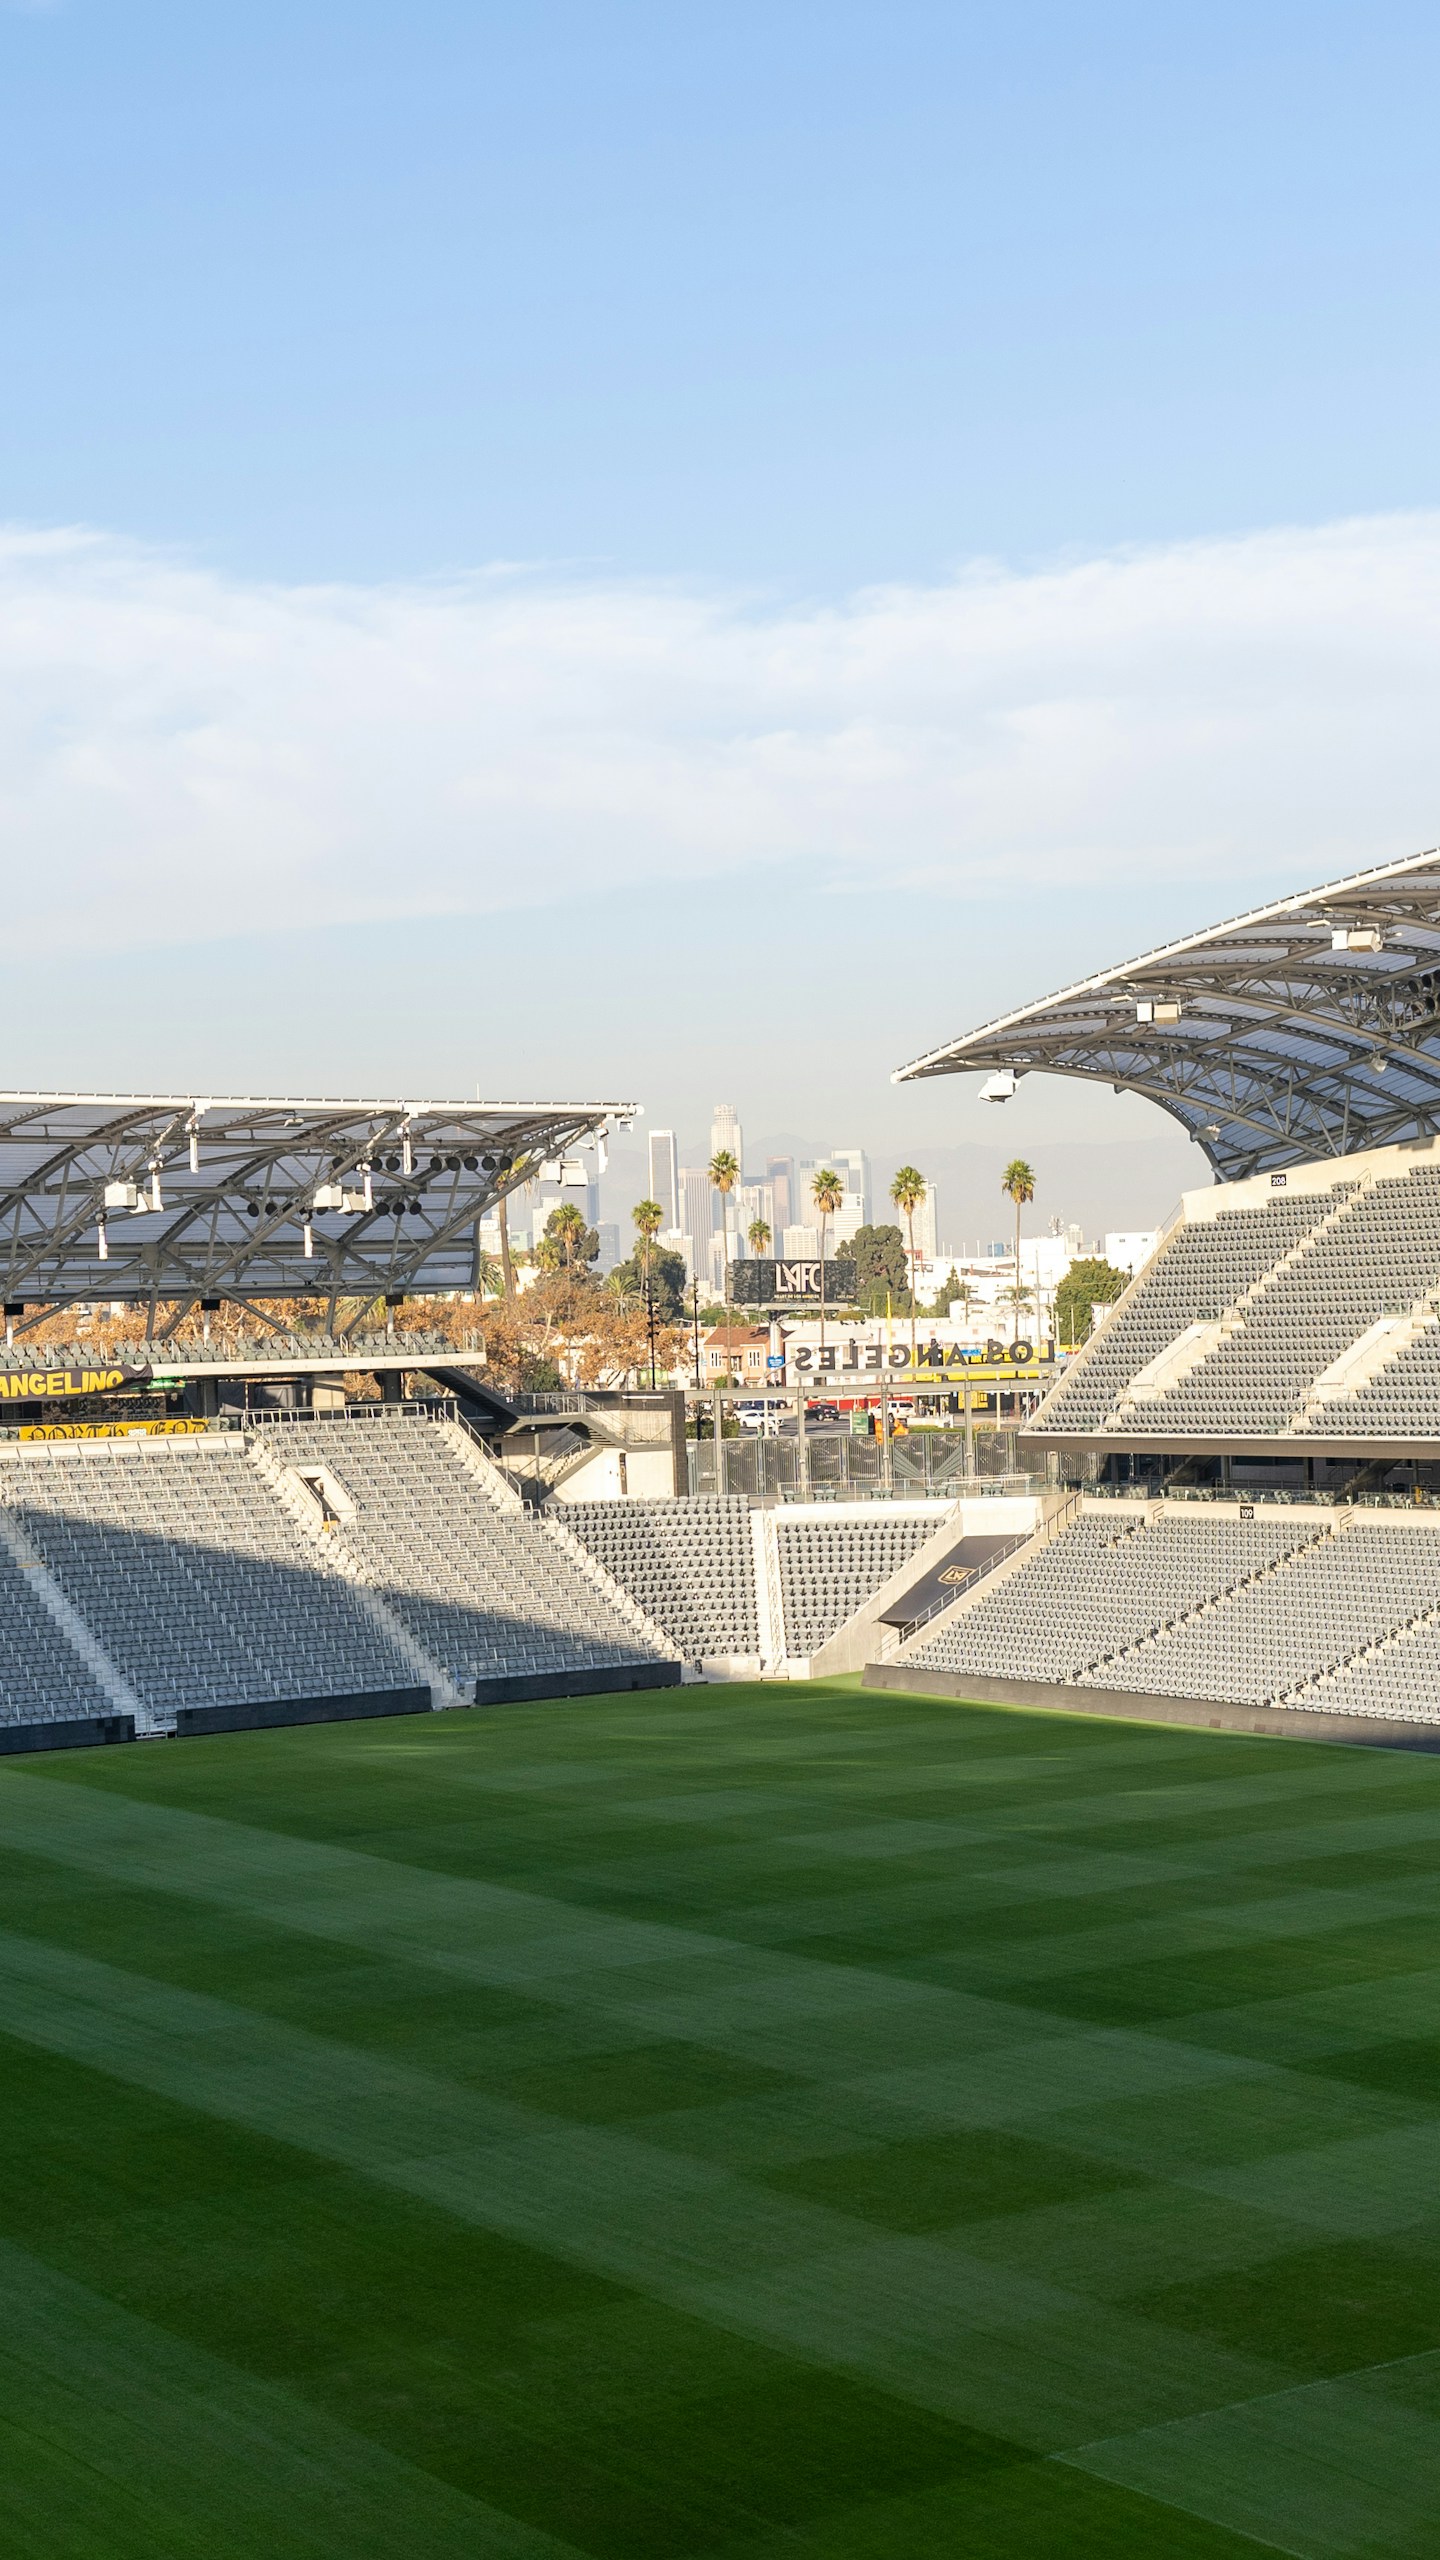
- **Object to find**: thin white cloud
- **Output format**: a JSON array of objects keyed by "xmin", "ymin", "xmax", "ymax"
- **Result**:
[{"xmin": 1, "ymin": 513, "xmax": 1437, "ymax": 951}]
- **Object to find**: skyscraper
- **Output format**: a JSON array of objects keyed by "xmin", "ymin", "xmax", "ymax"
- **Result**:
[
  {"xmin": 678, "ymin": 1166, "xmax": 717, "ymax": 1282},
  {"xmin": 828, "ymin": 1148, "xmax": 871, "ymax": 1223},
  {"xmin": 766, "ymin": 1157, "xmax": 794, "ymax": 1233},
  {"xmin": 912, "ymin": 1182, "xmax": 938, "ymax": 1266},
  {"xmin": 710, "ymin": 1102, "xmax": 743, "ymax": 1176},
  {"xmin": 647, "ymin": 1128, "xmax": 679, "ymax": 1231}
]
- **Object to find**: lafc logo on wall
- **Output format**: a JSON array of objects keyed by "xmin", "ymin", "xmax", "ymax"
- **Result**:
[
  {"xmin": 0, "ymin": 1363, "xmax": 153, "ymax": 1401},
  {"xmin": 731, "ymin": 1259, "xmax": 858, "ymax": 1303}
]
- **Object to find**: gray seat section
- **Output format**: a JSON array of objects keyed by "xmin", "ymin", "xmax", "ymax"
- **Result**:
[
  {"xmin": 1309, "ymin": 1319, "xmax": 1440, "ymax": 1438},
  {"xmin": 1087, "ymin": 1519, "xmax": 1440, "ymax": 1703},
  {"xmin": 562, "ymin": 1496, "xmax": 759, "ymax": 1658},
  {"xmin": 263, "ymin": 1417, "xmax": 669, "ymax": 1686},
  {"xmin": 4, "ymin": 1438, "xmax": 411, "ymax": 1719},
  {"xmin": 1037, "ymin": 1196, "xmax": 1330, "ymax": 1433},
  {"xmin": 910, "ymin": 1512, "xmax": 1315, "ymax": 1686},
  {"xmin": 1308, "ymin": 1606, "xmax": 1440, "ymax": 1719},
  {"xmin": 911, "ymin": 1506, "xmax": 1440, "ymax": 1721},
  {"xmin": 1137, "ymin": 1166, "xmax": 1440, "ymax": 1437},
  {"xmin": 0, "ymin": 1541, "xmax": 116, "ymax": 1727},
  {"xmin": 775, "ymin": 1514, "xmax": 939, "ymax": 1658}
]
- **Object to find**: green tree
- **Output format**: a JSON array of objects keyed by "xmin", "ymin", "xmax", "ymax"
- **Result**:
[
  {"xmin": 850, "ymin": 1222, "xmax": 911, "ymax": 1316},
  {"xmin": 1001, "ymin": 1159, "xmax": 1036, "ymax": 1314},
  {"xmin": 811, "ymin": 1166, "xmax": 845, "ymax": 1354},
  {"xmin": 606, "ymin": 1243, "xmax": 688, "ymax": 1319},
  {"xmin": 632, "ymin": 1197, "xmax": 663, "ymax": 1299},
  {"xmin": 492, "ymin": 1150, "xmax": 532, "ymax": 1299},
  {"xmin": 1054, "ymin": 1255, "xmax": 1126, "ymax": 1349},
  {"xmin": 631, "ymin": 1198, "xmax": 665, "ymax": 1386},
  {"xmin": 889, "ymin": 1166, "xmax": 927, "ymax": 1372},
  {"xmin": 747, "ymin": 1216, "xmax": 771, "ymax": 1257},
  {"xmin": 932, "ymin": 1266, "xmax": 969, "ymax": 1321},
  {"xmin": 709, "ymin": 1149, "xmax": 739, "ymax": 1304},
  {"xmin": 537, "ymin": 1201, "xmax": 598, "ymax": 1272}
]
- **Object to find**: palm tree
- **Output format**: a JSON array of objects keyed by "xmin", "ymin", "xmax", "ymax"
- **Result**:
[
  {"xmin": 709, "ymin": 1149, "xmax": 739, "ymax": 1304},
  {"xmin": 632, "ymin": 1197, "xmax": 664, "ymax": 1283},
  {"xmin": 494, "ymin": 1167, "xmax": 524, "ymax": 1300},
  {"xmin": 889, "ymin": 1164, "xmax": 926, "ymax": 1377},
  {"xmin": 811, "ymin": 1165, "xmax": 844, "ymax": 1355},
  {"xmin": 1001, "ymin": 1159, "xmax": 1036, "ymax": 1324},
  {"xmin": 632, "ymin": 1198, "xmax": 664, "ymax": 1387},
  {"xmin": 747, "ymin": 1216, "xmax": 771, "ymax": 1257},
  {"xmin": 497, "ymin": 1150, "xmax": 541, "ymax": 1298},
  {"xmin": 547, "ymin": 1200, "xmax": 588, "ymax": 1270}
]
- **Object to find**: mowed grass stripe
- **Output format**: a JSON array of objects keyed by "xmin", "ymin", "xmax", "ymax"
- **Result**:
[
  {"xmin": 0, "ymin": 2042, "xmax": 1031, "ymax": 2560},
  {"xmin": 1067, "ymin": 2347, "xmax": 1440, "ymax": 2558},
  {"xmin": 0, "ymin": 1930, "xmax": 1289, "ymax": 2450},
  {"xmin": 8, "ymin": 1685, "xmax": 1440, "ymax": 2555},
  {"xmin": 0, "ymin": 1773, "xmax": 1281, "ymax": 2079},
  {"xmin": 0, "ymin": 2233, "xmax": 580, "ymax": 2560}
]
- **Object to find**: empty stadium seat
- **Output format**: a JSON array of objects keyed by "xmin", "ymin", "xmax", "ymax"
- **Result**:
[
  {"xmin": 907, "ymin": 1503, "xmax": 1440, "ymax": 1723},
  {"xmin": 260, "ymin": 1416, "xmax": 671, "ymax": 1688},
  {"xmin": 561, "ymin": 1497, "xmax": 759, "ymax": 1658},
  {"xmin": 774, "ymin": 1514, "xmax": 939, "ymax": 1658}
]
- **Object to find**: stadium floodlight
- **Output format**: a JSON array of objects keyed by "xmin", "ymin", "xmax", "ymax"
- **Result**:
[
  {"xmin": 0, "ymin": 1089, "xmax": 632, "ymax": 1319},
  {"xmin": 894, "ymin": 846, "xmax": 1440, "ymax": 1179}
]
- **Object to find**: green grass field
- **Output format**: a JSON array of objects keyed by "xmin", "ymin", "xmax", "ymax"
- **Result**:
[{"xmin": 6, "ymin": 1681, "xmax": 1440, "ymax": 2556}]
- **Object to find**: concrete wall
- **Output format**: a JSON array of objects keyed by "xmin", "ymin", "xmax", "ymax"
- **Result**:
[
  {"xmin": 806, "ymin": 1494, "xmax": 1040, "ymax": 1677},
  {"xmin": 861, "ymin": 1660, "xmax": 1440, "ymax": 1751}
]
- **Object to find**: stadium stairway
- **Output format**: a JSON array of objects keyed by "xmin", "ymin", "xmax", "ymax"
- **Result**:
[
  {"xmin": 559, "ymin": 1492, "xmax": 962, "ymax": 1677},
  {"xmin": 1033, "ymin": 1140, "xmax": 1440, "ymax": 1451},
  {"xmin": 867, "ymin": 1497, "xmax": 1440, "ymax": 1742},
  {"xmin": 0, "ymin": 1417, "xmax": 682, "ymax": 1748}
]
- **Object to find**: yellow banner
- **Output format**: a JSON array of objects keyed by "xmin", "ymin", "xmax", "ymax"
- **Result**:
[
  {"xmin": 904, "ymin": 1360, "xmax": 1050, "ymax": 1384},
  {"xmin": 18, "ymin": 1418, "xmax": 207, "ymax": 1441},
  {"xmin": 0, "ymin": 1364, "xmax": 153, "ymax": 1401}
]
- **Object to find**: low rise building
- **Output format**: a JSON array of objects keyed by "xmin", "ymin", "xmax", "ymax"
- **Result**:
[{"xmin": 700, "ymin": 1324, "xmax": 772, "ymax": 1384}]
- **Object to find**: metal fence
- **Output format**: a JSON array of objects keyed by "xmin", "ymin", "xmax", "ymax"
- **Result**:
[{"xmin": 687, "ymin": 1428, "xmax": 1035, "ymax": 1500}]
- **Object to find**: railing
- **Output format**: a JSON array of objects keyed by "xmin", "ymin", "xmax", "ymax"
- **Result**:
[
  {"xmin": 0, "ymin": 1332, "xmax": 484, "ymax": 1368},
  {"xmin": 877, "ymin": 1483, "xmax": 1081, "ymax": 1661},
  {"xmin": 240, "ymin": 1398, "xmax": 457, "ymax": 1426},
  {"xmin": 687, "ymin": 1427, "xmax": 1039, "ymax": 1501},
  {"xmin": 447, "ymin": 1407, "xmax": 538, "ymax": 1506},
  {"xmin": 512, "ymin": 1389, "xmax": 674, "ymax": 1414},
  {"xmin": 1117, "ymin": 1481, "xmax": 1440, "ymax": 1509}
]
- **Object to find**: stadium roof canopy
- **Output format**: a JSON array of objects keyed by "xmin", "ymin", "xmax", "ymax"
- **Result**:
[
  {"xmin": 895, "ymin": 849, "xmax": 1440, "ymax": 1181},
  {"xmin": 0, "ymin": 1092, "xmax": 630, "ymax": 1318}
]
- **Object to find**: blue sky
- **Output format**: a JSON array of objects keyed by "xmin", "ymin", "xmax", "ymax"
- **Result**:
[
  {"xmin": 1, "ymin": 2, "xmax": 1438, "ymax": 1219},
  {"xmin": 5, "ymin": 0, "xmax": 1438, "ymax": 583}
]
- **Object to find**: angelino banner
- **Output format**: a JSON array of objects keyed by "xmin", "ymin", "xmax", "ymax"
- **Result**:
[
  {"xmin": 731, "ymin": 1258, "xmax": 857, "ymax": 1304},
  {"xmin": 0, "ymin": 1363, "xmax": 153, "ymax": 1402}
]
